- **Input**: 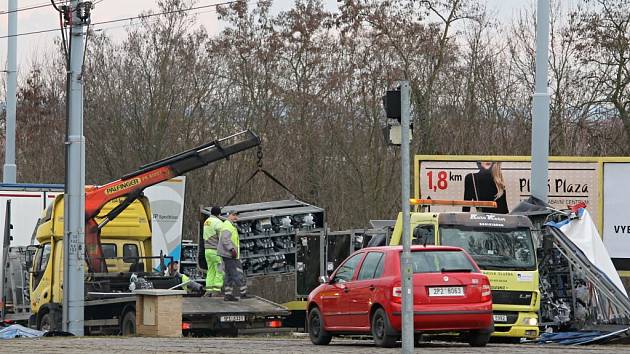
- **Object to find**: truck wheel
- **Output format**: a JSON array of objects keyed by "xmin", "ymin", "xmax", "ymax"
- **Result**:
[
  {"xmin": 308, "ymin": 307, "xmax": 332, "ymax": 345},
  {"xmin": 38, "ymin": 312, "xmax": 53, "ymax": 332},
  {"xmin": 371, "ymin": 308, "xmax": 398, "ymax": 348},
  {"xmin": 467, "ymin": 330, "xmax": 491, "ymax": 347},
  {"xmin": 121, "ymin": 311, "xmax": 136, "ymax": 336},
  {"xmin": 38, "ymin": 310, "xmax": 61, "ymax": 332}
]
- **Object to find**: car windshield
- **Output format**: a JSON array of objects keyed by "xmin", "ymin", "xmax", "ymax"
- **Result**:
[
  {"xmin": 411, "ymin": 251, "xmax": 477, "ymax": 273},
  {"xmin": 439, "ymin": 226, "xmax": 536, "ymax": 271}
]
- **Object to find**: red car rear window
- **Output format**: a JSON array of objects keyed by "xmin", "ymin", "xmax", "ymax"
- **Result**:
[{"xmin": 411, "ymin": 251, "xmax": 477, "ymax": 273}]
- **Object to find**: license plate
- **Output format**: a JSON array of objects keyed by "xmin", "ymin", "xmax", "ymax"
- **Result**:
[
  {"xmin": 493, "ymin": 314, "xmax": 508, "ymax": 323},
  {"xmin": 428, "ymin": 286, "xmax": 464, "ymax": 296},
  {"xmin": 220, "ymin": 315, "xmax": 246, "ymax": 322}
]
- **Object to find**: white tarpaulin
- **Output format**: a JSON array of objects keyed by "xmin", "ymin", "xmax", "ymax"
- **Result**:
[{"xmin": 557, "ymin": 208, "xmax": 627, "ymax": 296}]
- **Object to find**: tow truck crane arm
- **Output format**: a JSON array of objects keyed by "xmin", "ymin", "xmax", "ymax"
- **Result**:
[{"xmin": 83, "ymin": 130, "xmax": 261, "ymax": 273}]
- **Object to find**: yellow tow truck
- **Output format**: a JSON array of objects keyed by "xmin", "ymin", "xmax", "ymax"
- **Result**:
[
  {"xmin": 27, "ymin": 131, "xmax": 288, "ymax": 335},
  {"xmin": 388, "ymin": 199, "xmax": 540, "ymax": 340}
]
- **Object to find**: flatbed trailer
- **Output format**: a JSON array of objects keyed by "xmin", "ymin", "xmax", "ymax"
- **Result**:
[
  {"xmin": 72, "ymin": 293, "xmax": 289, "ymax": 336},
  {"xmin": 182, "ymin": 296, "xmax": 289, "ymax": 336}
]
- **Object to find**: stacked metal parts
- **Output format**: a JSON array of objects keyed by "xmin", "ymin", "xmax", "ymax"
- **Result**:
[
  {"xmin": 199, "ymin": 200, "xmax": 324, "ymax": 281},
  {"xmin": 180, "ymin": 240, "xmax": 205, "ymax": 281}
]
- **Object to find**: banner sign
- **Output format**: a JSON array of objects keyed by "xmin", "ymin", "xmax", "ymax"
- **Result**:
[
  {"xmin": 603, "ymin": 163, "xmax": 630, "ymax": 270},
  {"xmin": 417, "ymin": 160, "xmax": 600, "ymax": 227}
]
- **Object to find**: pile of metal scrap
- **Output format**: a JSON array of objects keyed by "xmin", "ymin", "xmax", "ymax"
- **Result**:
[{"xmin": 512, "ymin": 197, "xmax": 630, "ymax": 336}]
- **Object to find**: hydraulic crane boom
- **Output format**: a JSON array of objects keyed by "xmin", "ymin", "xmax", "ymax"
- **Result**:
[{"xmin": 83, "ymin": 130, "xmax": 260, "ymax": 273}]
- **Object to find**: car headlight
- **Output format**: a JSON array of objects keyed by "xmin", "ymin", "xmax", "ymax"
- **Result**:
[{"xmin": 522, "ymin": 317, "xmax": 538, "ymax": 326}]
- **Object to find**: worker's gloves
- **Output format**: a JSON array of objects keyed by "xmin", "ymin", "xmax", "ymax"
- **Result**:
[{"xmin": 230, "ymin": 248, "xmax": 238, "ymax": 258}]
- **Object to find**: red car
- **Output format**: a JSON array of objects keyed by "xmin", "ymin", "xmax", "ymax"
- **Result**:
[{"xmin": 307, "ymin": 245, "xmax": 493, "ymax": 347}]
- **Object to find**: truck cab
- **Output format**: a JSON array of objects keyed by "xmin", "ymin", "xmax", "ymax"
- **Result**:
[
  {"xmin": 389, "ymin": 211, "xmax": 540, "ymax": 340},
  {"xmin": 30, "ymin": 195, "xmax": 154, "ymax": 331}
]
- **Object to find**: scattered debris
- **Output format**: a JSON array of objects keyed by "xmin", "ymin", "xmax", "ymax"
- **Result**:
[{"xmin": 0, "ymin": 324, "xmax": 44, "ymax": 339}]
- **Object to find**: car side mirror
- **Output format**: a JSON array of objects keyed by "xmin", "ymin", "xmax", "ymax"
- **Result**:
[{"xmin": 318, "ymin": 275, "xmax": 330, "ymax": 284}]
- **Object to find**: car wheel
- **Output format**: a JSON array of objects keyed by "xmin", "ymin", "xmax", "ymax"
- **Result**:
[
  {"xmin": 371, "ymin": 308, "xmax": 398, "ymax": 348},
  {"xmin": 467, "ymin": 330, "xmax": 491, "ymax": 347},
  {"xmin": 120, "ymin": 311, "xmax": 136, "ymax": 336},
  {"xmin": 308, "ymin": 307, "xmax": 332, "ymax": 345}
]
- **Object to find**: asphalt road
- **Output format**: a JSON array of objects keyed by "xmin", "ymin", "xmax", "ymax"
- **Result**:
[{"xmin": 1, "ymin": 336, "xmax": 629, "ymax": 353}]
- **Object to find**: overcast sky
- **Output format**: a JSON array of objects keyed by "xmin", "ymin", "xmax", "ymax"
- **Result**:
[{"xmin": 0, "ymin": 0, "xmax": 537, "ymax": 76}]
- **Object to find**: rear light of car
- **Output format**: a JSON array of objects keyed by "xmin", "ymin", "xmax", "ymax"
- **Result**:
[
  {"xmin": 481, "ymin": 277, "xmax": 492, "ymax": 301},
  {"xmin": 392, "ymin": 286, "xmax": 402, "ymax": 303},
  {"xmin": 182, "ymin": 322, "xmax": 191, "ymax": 330}
]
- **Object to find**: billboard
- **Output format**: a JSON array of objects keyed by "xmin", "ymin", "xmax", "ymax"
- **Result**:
[
  {"xmin": 414, "ymin": 156, "xmax": 630, "ymax": 274},
  {"xmin": 418, "ymin": 160, "xmax": 599, "ymax": 221},
  {"xmin": 603, "ymin": 163, "xmax": 630, "ymax": 271}
]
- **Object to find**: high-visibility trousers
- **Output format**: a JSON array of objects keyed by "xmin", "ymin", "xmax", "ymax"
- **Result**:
[{"xmin": 204, "ymin": 249, "xmax": 224, "ymax": 292}]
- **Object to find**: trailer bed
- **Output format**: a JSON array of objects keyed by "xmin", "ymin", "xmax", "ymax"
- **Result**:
[{"xmin": 182, "ymin": 296, "xmax": 289, "ymax": 317}]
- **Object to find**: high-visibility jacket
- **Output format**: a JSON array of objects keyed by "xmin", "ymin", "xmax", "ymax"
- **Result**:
[
  {"xmin": 203, "ymin": 216, "xmax": 223, "ymax": 250},
  {"xmin": 217, "ymin": 220, "xmax": 239, "ymax": 259}
]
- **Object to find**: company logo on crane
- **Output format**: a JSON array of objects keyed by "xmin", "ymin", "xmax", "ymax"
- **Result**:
[{"xmin": 105, "ymin": 178, "xmax": 141, "ymax": 195}]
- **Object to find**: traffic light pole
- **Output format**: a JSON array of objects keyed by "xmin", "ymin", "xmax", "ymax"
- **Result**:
[{"xmin": 400, "ymin": 81, "xmax": 414, "ymax": 353}]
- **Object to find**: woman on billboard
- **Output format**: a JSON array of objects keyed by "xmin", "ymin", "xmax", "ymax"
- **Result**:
[{"xmin": 462, "ymin": 161, "xmax": 509, "ymax": 214}]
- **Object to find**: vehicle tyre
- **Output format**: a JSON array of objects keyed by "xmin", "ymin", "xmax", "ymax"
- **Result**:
[
  {"xmin": 467, "ymin": 330, "xmax": 491, "ymax": 347},
  {"xmin": 371, "ymin": 308, "xmax": 398, "ymax": 348},
  {"xmin": 414, "ymin": 333, "xmax": 425, "ymax": 346},
  {"xmin": 121, "ymin": 311, "xmax": 136, "ymax": 336},
  {"xmin": 308, "ymin": 307, "xmax": 332, "ymax": 345},
  {"xmin": 38, "ymin": 309, "xmax": 61, "ymax": 332}
]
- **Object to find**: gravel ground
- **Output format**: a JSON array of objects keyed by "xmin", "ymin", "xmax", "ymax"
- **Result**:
[{"xmin": 1, "ymin": 336, "xmax": 629, "ymax": 354}]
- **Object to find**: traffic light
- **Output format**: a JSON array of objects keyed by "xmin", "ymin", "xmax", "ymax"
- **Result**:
[
  {"xmin": 382, "ymin": 89, "xmax": 401, "ymax": 121},
  {"xmin": 382, "ymin": 86, "xmax": 412, "ymax": 145}
]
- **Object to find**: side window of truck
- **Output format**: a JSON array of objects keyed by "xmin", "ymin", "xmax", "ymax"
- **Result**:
[
  {"xmin": 123, "ymin": 244, "xmax": 139, "ymax": 263},
  {"xmin": 37, "ymin": 244, "xmax": 52, "ymax": 273},
  {"xmin": 412, "ymin": 225, "xmax": 435, "ymax": 245},
  {"xmin": 32, "ymin": 243, "xmax": 51, "ymax": 289},
  {"xmin": 102, "ymin": 244, "xmax": 117, "ymax": 259}
]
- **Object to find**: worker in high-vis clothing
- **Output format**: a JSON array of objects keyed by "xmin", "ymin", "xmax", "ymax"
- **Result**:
[
  {"xmin": 168, "ymin": 261, "xmax": 203, "ymax": 294},
  {"xmin": 203, "ymin": 206, "xmax": 224, "ymax": 295},
  {"xmin": 217, "ymin": 210, "xmax": 248, "ymax": 301}
]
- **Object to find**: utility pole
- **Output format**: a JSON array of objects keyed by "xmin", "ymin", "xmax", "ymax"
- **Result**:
[
  {"xmin": 400, "ymin": 81, "xmax": 414, "ymax": 353},
  {"xmin": 63, "ymin": 0, "xmax": 91, "ymax": 335},
  {"xmin": 531, "ymin": 0, "xmax": 550, "ymax": 202},
  {"xmin": 3, "ymin": 0, "xmax": 18, "ymax": 183}
]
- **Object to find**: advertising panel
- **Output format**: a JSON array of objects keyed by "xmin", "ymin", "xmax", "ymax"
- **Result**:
[
  {"xmin": 603, "ymin": 163, "xmax": 630, "ymax": 271},
  {"xmin": 417, "ymin": 160, "xmax": 599, "ymax": 221},
  {"xmin": 143, "ymin": 176, "xmax": 186, "ymax": 268}
]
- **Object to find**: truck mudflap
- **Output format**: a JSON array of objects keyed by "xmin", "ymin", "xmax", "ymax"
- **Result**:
[{"xmin": 181, "ymin": 296, "xmax": 289, "ymax": 332}]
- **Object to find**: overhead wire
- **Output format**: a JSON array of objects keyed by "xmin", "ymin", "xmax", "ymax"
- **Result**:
[
  {"xmin": 0, "ymin": 0, "xmax": 243, "ymax": 39},
  {"xmin": 0, "ymin": 0, "xmax": 66, "ymax": 15}
]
